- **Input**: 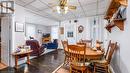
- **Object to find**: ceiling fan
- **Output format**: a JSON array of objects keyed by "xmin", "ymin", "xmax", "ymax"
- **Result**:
[{"xmin": 53, "ymin": 0, "xmax": 77, "ymax": 14}]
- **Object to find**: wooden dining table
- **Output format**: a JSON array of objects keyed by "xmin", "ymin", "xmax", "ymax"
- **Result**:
[{"xmin": 65, "ymin": 45, "xmax": 104, "ymax": 60}]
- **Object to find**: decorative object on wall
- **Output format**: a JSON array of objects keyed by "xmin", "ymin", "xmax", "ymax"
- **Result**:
[
  {"xmin": 74, "ymin": 20, "xmax": 78, "ymax": 23},
  {"xmin": 104, "ymin": 0, "xmax": 127, "ymax": 33},
  {"xmin": 15, "ymin": 22, "xmax": 24, "ymax": 32},
  {"xmin": 67, "ymin": 32, "xmax": 73, "ymax": 37},
  {"xmin": 60, "ymin": 27, "xmax": 64, "ymax": 34},
  {"xmin": 78, "ymin": 25, "xmax": 84, "ymax": 33},
  {"xmin": 38, "ymin": 30, "xmax": 42, "ymax": 34}
]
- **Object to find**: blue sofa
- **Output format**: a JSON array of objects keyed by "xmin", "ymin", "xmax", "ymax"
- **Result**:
[{"xmin": 44, "ymin": 39, "xmax": 58, "ymax": 49}]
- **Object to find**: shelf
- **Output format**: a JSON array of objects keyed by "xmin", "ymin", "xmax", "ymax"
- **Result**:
[
  {"xmin": 105, "ymin": 18, "xmax": 126, "ymax": 32},
  {"xmin": 105, "ymin": 23, "xmax": 115, "ymax": 33},
  {"xmin": 104, "ymin": 0, "xmax": 128, "ymax": 20},
  {"xmin": 113, "ymin": 18, "xmax": 126, "ymax": 30}
]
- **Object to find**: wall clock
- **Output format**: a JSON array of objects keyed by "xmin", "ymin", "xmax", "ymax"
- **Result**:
[{"xmin": 78, "ymin": 25, "xmax": 84, "ymax": 33}]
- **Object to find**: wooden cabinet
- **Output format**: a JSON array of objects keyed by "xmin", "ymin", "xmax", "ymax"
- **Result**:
[{"xmin": 42, "ymin": 36, "xmax": 51, "ymax": 43}]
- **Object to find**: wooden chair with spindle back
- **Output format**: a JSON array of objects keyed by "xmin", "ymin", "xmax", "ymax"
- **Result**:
[
  {"xmin": 61, "ymin": 40, "xmax": 69, "ymax": 65},
  {"xmin": 96, "ymin": 40, "xmax": 103, "ymax": 50},
  {"xmin": 68, "ymin": 44, "xmax": 88, "ymax": 73},
  {"xmin": 78, "ymin": 39, "xmax": 92, "ymax": 48},
  {"xmin": 93, "ymin": 41, "xmax": 117, "ymax": 73},
  {"xmin": 104, "ymin": 40, "xmax": 111, "ymax": 59}
]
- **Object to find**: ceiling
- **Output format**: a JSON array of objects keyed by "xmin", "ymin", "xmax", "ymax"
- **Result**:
[{"xmin": 15, "ymin": 0, "xmax": 110, "ymax": 21}]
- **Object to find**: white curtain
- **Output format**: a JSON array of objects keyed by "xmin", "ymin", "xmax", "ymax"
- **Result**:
[
  {"xmin": 51, "ymin": 26, "xmax": 59, "ymax": 40},
  {"xmin": 26, "ymin": 24, "xmax": 36, "ymax": 39}
]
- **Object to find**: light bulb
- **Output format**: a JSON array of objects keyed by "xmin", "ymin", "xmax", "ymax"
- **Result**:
[
  {"xmin": 56, "ymin": 6, "xmax": 61, "ymax": 14},
  {"xmin": 64, "ymin": 6, "xmax": 68, "ymax": 14}
]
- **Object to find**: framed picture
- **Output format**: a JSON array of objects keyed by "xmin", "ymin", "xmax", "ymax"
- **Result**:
[
  {"xmin": 78, "ymin": 25, "xmax": 84, "ymax": 33},
  {"xmin": 60, "ymin": 27, "xmax": 64, "ymax": 34},
  {"xmin": 67, "ymin": 32, "xmax": 73, "ymax": 37},
  {"xmin": 15, "ymin": 22, "xmax": 24, "ymax": 32}
]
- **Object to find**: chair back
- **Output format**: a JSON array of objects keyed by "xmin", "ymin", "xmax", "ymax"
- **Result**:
[
  {"xmin": 104, "ymin": 40, "xmax": 111, "ymax": 58},
  {"xmin": 61, "ymin": 40, "xmax": 68, "ymax": 51},
  {"xmin": 106, "ymin": 42, "xmax": 117, "ymax": 64},
  {"xmin": 81, "ymin": 39, "xmax": 92, "ymax": 48},
  {"xmin": 26, "ymin": 40, "xmax": 44, "ymax": 56},
  {"xmin": 68, "ymin": 44, "xmax": 86, "ymax": 66},
  {"xmin": 96, "ymin": 40, "xmax": 103, "ymax": 50}
]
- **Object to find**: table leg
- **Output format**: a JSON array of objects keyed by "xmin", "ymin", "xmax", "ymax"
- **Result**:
[
  {"xmin": 15, "ymin": 55, "xmax": 18, "ymax": 69},
  {"xmin": 27, "ymin": 53, "xmax": 31, "ymax": 64}
]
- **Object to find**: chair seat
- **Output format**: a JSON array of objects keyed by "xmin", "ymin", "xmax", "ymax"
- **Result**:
[
  {"xmin": 71, "ymin": 64, "xmax": 87, "ymax": 71},
  {"xmin": 71, "ymin": 61, "xmax": 91, "ymax": 67},
  {"xmin": 92, "ymin": 58, "xmax": 108, "ymax": 64}
]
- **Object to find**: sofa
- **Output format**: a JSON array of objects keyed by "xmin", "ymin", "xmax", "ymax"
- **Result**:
[
  {"xmin": 26, "ymin": 40, "xmax": 45, "ymax": 56},
  {"xmin": 44, "ymin": 39, "xmax": 58, "ymax": 49}
]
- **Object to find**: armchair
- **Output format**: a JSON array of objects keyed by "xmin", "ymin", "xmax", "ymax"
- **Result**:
[
  {"xmin": 26, "ymin": 40, "xmax": 45, "ymax": 56},
  {"xmin": 45, "ymin": 39, "xmax": 58, "ymax": 49}
]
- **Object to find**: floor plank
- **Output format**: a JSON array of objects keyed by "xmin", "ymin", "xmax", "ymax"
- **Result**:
[{"xmin": 0, "ymin": 49, "xmax": 64, "ymax": 73}]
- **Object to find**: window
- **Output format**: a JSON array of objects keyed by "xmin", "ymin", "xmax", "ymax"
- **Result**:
[
  {"xmin": 26, "ymin": 24, "xmax": 36, "ymax": 39},
  {"xmin": 51, "ymin": 26, "xmax": 59, "ymax": 40}
]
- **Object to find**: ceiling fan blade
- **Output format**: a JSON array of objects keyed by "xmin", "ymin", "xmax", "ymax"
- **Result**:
[
  {"xmin": 68, "ymin": 6, "xmax": 76, "ymax": 10},
  {"xmin": 60, "ymin": 0, "xmax": 67, "ymax": 6}
]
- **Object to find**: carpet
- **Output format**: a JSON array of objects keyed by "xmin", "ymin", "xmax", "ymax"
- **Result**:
[{"xmin": 52, "ymin": 63, "xmax": 92, "ymax": 73}]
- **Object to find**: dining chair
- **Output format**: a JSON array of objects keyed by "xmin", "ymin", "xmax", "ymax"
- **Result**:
[
  {"xmin": 80, "ymin": 39, "xmax": 92, "ymax": 48},
  {"xmin": 96, "ymin": 40, "xmax": 103, "ymax": 50},
  {"xmin": 104, "ymin": 40, "xmax": 111, "ymax": 59},
  {"xmin": 93, "ymin": 41, "xmax": 117, "ymax": 73},
  {"xmin": 68, "ymin": 44, "xmax": 89, "ymax": 73},
  {"xmin": 61, "ymin": 40, "xmax": 69, "ymax": 66}
]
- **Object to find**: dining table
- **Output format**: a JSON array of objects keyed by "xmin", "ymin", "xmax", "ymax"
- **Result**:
[{"xmin": 65, "ymin": 44, "xmax": 104, "ymax": 60}]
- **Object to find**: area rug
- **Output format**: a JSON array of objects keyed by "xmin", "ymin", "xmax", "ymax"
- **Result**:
[
  {"xmin": 52, "ymin": 63, "xmax": 92, "ymax": 73},
  {"xmin": 52, "ymin": 63, "xmax": 69, "ymax": 73},
  {"xmin": 0, "ymin": 63, "xmax": 7, "ymax": 70}
]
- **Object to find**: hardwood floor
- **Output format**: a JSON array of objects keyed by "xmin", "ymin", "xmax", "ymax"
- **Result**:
[
  {"xmin": 0, "ymin": 63, "xmax": 7, "ymax": 70},
  {"xmin": 0, "ymin": 49, "xmax": 64, "ymax": 73}
]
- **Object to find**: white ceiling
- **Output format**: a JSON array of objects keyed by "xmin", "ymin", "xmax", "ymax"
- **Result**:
[{"xmin": 15, "ymin": 0, "xmax": 110, "ymax": 21}]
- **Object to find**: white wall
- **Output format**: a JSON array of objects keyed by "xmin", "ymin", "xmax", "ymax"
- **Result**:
[
  {"xmin": 51, "ymin": 26, "xmax": 59, "ymax": 40},
  {"xmin": 10, "ymin": 4, "xmax": 58, "ymax": 67},
  {"xmin": 59, "ymin": 16, "xmax": 106, "ymax": 46},
  {"xmin": 108, "ymin": 2, "xmax": 130, "ymax": 73}
]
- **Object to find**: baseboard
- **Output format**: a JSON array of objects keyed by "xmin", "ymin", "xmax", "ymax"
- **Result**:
[{"xmin": 110, "ymin": 65, "xmax": 115, "ymax": 73}]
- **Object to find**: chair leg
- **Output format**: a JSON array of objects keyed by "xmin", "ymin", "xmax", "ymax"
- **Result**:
[
  {"xmin": 63, "ymin": 56, "xmax": 67, "ymax": 65},
  {"xmin": 94, "ymin": 64, "xmax": 96, "ymax": 73},
  {"xmin": 70, "ymin": 65, "xmax": 72, "ymax": 73},
  {"xmin": 82, "ymin": 71, "xmax": 84, "ymax": 73}
]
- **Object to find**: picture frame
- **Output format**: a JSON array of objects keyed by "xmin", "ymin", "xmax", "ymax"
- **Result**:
[
  {"xmin": 15, "ymin": 22, "xmax": 24, "ymax": 32},
  {"xmin": 67, "ymin": 31, "xmax": 73, "ymax": 37},
  {"xmin": 60, "ymin": 27, "xmax": 64, "ymax": 34},
  {"xmin": 78, "ymin": 25, "xmax": 84, "ymax": 33}
]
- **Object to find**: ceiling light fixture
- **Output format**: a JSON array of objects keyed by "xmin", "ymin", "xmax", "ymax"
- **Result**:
[{"xmin": 56, "ymin": 6, "xmax": 69, "ymax": 14}]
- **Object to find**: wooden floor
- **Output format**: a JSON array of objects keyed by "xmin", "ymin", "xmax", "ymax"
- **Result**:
[
  {"xmin": 0, "ymin": 63, "xmax": 7, "ymax": 70},
  {"xmin": 0, "ymin": 49, "xmax": 64, "ymax": 73}
]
